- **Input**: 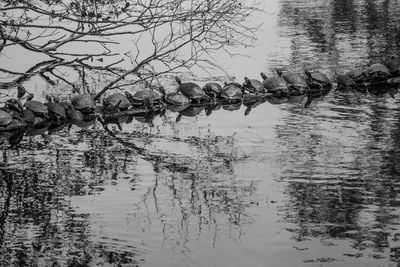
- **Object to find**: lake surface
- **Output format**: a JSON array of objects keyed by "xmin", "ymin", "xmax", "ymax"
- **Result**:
[{"xmin": 1, "ymin": 0, "xmax": 400, "ymax": 266}]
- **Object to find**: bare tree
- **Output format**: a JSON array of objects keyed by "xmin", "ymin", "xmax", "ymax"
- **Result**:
[{"xmin": 0, "ymin": 0, "xmax": 261, "ymax": 99}]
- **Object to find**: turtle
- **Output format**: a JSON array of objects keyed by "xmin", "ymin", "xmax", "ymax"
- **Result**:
[
  {"xmin": 104, "ymin": 99, "xmax": 124, "ymax": 115},
  {"xmin": 21, "ymin": 109, "xmax": 36, "ymax": 124},
  {"xmin": 46, "ymin": 95, "xmax": 67, "ymax": 122},
  {"xmin": 158, "ymin": 87, "xmax": 190, "ymax": 106},
  {"xmin": 304, "ymin": 69, "xmax": 332, "ymax": 89},
  {"xmin": 175, "ymin": 77, "xmax": 210, "ymax": 103},
  {"xmin": 125, "ymin": 90, "xmax": 163, "ymax": 110},
  {"xmin": 24, "ymin": 94, "xmax": 49, "ymax": 118},
  {"xmin": 336, "ymin": 68, "xmax": 365, "ymax": 88},
  {"xmin": 103, "ymin": 93, "xmax": 131, "ymax": 111},
  {"xmin": 276, "ymin": 70, "xmax": 308, "ymax": 95},
  {"xmin": 71, "ymin": 94, "xmax": 96, "ymax": 113},
  {"xmin": 336, "ymin": 73, "xmax": 355, "ymax": 88},
  {"xmin": 260, "ymin": 72, "xmax": 289, "ymax": 95},
  {"xmin": 243, "ymin": 77, "xmax": 266, "ymax": 94},
  {"xmin": 163, "ymin": 92, "xmax": 190, "ymax": 106},
  {"xmin": 347, "ymin": 68, "xmax": 365, "ymax": 82},
  {"xmin": 66, "ymin": 104, "xmax": 84, "ymax": 121},
  {"xmin": 202, "ymin": 82, "xmax": 223, "ymax": 100},
  {"xmin": 0, "ymin": 110, "xmax": 13, "ymax": 127},
  {"xmin": 0, "ymin": 110, "xmax": 26, "ymax": 131},
  {"xmin": 1, "ymin": 100, "xmax": 23, "ymax": 120},
  {"xmin": 221, "ymin": 82, "xmax": 243, "ymax": 102},
  {"xmin": 363, "ymin": 63, "xmax": 391, "ymax": 82}
]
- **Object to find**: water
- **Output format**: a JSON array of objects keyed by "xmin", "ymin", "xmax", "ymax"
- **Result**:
[{"xmin": 2, "ymin": 0, "xmax": 400, "ymax": 266}]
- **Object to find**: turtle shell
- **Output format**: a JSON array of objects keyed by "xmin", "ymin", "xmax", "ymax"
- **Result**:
[
  {"xmin": 21, "ymin": 109, "xmax": 36, "ymax": 123},
  {"xmin": 71, "ymin": 94, "xmax": 96, "ymax": 112},
  {"xmin": 132, "ymin": 90, "xmax": 163, "ymax": 102},
  {"xmin": 280, "ymin": 72, "xmax": 307, "ymax": 87},
  {"xmin": 365, "ymin": 63, "xmax": 390, "ymax": 81},
  {"xmin": 47, "ymin": 102, "xmax": 66, "ymax": 119},
  {"xmin": 104, "ymin": 93, "xmax": 131, "ymax": 110},
  {"xmin": 367, "ymin": 63, "xmax": 390, "ymax": 74},
  {"xmin": 261, "ymin": 73, "xmax": 289, "ymax": 95},
  {"xmin": 278, "ymin": 71, "xmax": 308, "ymax": 95},
  {"xmin": 0, "ymin": 118, "xmax": 26, "ymax": 131},
  {"xmin": 347, "ymin": 68, "xmax": 364, "ymax": 81},
  {"xmin": 0, "ymin": 110, "xmax": 13, "ymax": 126},
  {"xmin": 336, "ymin": 74, "xmax": 355, "ymax": 87},
  {"xmin": 203, "ymin": 82, "xmax": 223, "ymax": 97},
  {"xmin": 164, "ymin": 92, "xmax": 190, "ymax": 106},
  {"xmin": 221, "ymin": 84, "xmax": 243, "ymax": 101},
  {"xmin": 243, "ymin": 77, "xmax": 265, "ymax": 93},
  {"xmin": 305, "ymin": 70, "xmax": 331, "ymax": 87},
  {"xmin": 25, "ymin": 100, "xmax": 48, "ymax": 116},
  {"xmin": 176, "ymin": 77, "xmax": 208, "ymax": 100},
  {"xmin": 0, "ymin": 106, "xmax": 20, "ymax": 119},
  {"xmin": 66, "ymin": 108, "xmax": 84, "ymax": 121}
]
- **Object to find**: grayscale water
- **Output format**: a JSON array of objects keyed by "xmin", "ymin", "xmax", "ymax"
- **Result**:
[{"xmin": 2, "ymin": 0, "xmax": 400, "ymax": 266}]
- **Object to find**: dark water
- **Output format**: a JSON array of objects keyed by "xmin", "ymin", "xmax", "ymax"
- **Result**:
[{"xmin": 2, "ymin": 1, "xmax": 400, "ymax": 266}]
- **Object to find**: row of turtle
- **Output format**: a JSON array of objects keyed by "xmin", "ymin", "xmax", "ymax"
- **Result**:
[
  {"xmin": 336, "ymin": 62, "xmax": 400, "ymax": 88},
  {"xmin": 101, "ymin": 70, "xmax": 333, "ymax": 111},
  {"xmin": 0, "ymin": 69, "xmax": 333, "ymax": 131},
  {"xmin": 1, "ymin": 60, "xmax": 400, "ymax": 131},
  {"xmin": 0, "ymin": 94, "xmax": 95, "ymax": 131}
]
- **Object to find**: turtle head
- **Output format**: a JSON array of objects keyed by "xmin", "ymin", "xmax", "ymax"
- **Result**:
[
  {"xmin": 175, "ymin": 77, "xmax": 182, "ymax": 85},
  {"xmin": 243, "ymin": 77, "xmax": 255, "ymax": 93},
  {"xmin": 158, "ymin": 86, "xmax": 166, "ymax": 97},
  {"xmin": 45, "ymin": 95, "xmax": 52, "ymax": 103},
  {"xmin": 260, "ymin": 72, "xmax": 268, "ymax": 80},
  {"xmin": 124, "ymin": 91, "xmax": 134, "ymax": 102}
]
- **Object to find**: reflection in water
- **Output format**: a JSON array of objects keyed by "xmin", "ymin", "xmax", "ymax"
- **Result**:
[
  {"xmin": 0, "ymin": 107, "xmax": 261, "ymax": 266},
  {"xmin": 278, "ymin": 0, "xmax": 400, "ymax": 74}
]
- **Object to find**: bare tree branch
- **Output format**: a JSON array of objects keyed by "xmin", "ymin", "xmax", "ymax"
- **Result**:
[{"xmin": 0, "ymin": 0, "xmax": 262, "ymax": 95}]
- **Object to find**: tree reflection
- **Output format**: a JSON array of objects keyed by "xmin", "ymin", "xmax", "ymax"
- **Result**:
[
  {"xmin": 279, "ymin": 0, "xmax": 400, "ymax": 72},
  {"xmin": 274, "ymin": 12, "xmax": 400, "ymax": 257},
  {"xmin": 0, "ymin": 115, "xmax": 257, "ymax": 265}
]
